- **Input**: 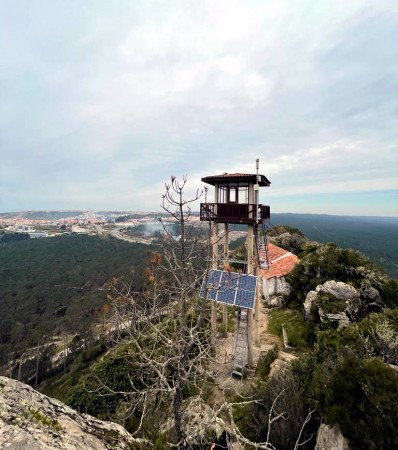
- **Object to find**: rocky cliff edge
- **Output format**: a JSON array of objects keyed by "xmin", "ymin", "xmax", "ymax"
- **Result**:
[{"xmin": 0, "ymin": 376, "xmax": 150, "ymax": 449}]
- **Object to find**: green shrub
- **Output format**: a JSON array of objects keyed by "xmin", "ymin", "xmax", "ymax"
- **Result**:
[
  {"xmin": 256, "ymin": 346, "xmax": 278, "ymax": 379},
  {"xmin": 286, "ymin": 243, "xmax": 376, "ymax": 304},
  {"xmin": 292, "ymin": 337, "xmax": 398, "ymax": 450},
  {"xmin": 321, "ymin": 357, "xmax": 398, "ymax": 450},
  {"xmin": 315, "ymin": 327, "xmax": 365, "ymax": 360},
  {"xmin": 379, "ymin": 279, "xmax": 398, "ymax": 308},
  {"xmin": 67, "ymin": 352, "xmax": 141, "ymax": 420},
  {"xmin": 238, "ymin": 370, "xmax": 319, "ymax": 449},
  {"xmin": 268, "ymin": 309, "xmax": 314, "ymax": 350},
  {"xmin": 317, "ymin": 293, "xmax": 346, "ymax": 314}
]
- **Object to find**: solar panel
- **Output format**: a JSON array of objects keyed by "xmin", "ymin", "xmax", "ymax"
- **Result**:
[
  {"xmin": 217, "ymin": 272, "xmax": 237, "ymax": 305},
  {"xmin": 208, "ymin": 269, "xmax": 223, "ymax": 286},
  {"xmin": 220, "ymin": 271, "xmax": 239, "ymax": 290},
  {"xmin": 217, "ymin": 288, "xmax": 236, "ymax": 304},
  {"xmin": 200, "ymin": 269, "xmax": 222, "ymax": 299},
  {"xmin": 235, "ymin": 289, "xmax": 256, "ymax": 309},
  {"xmin": 200, "ymin": 269, "xmax": 258, "ymax": 309},
  {"xmin": 238, "ymin": 275, "xmax": 257, "ymax": 292}
]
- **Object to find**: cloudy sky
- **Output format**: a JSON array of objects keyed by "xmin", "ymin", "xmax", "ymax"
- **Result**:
[{"xmin": 0, "ymin": 0, "xmax": 397, "ymax": 215}]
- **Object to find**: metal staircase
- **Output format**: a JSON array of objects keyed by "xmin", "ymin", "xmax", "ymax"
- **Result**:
[
  {"xmin": 231, "ymin": 308, "xmax": 248, "ymax": 379},
  {"xmin": 230, "ymin": 223, "xmax": 270, "ymax": 379}
]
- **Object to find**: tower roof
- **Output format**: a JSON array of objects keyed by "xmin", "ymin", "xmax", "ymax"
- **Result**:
[{"xmin": 201, "ymin": 173, "xmax": 271, "ymax": 186}]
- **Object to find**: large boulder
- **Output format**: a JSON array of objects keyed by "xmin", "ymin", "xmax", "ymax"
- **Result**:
[
  {"xmin": 0, "ymin": 376, "xmax": 149, "ymax": 449},
  {"xmin": 315, "ymin": 424, "xmax": 349, "ymax": 450},
  {"xmin": 315, "ymin": 280, "xmax": 360, "ymax": 301}
]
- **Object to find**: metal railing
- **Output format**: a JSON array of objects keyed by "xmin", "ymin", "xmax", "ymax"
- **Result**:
[{"xmin": 200, "ymin": 202, "xmax": 270, "ymax": 224}]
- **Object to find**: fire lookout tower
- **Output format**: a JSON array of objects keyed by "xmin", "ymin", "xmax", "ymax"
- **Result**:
[{"xmin": 200, "ymin": 161, "xmax": 271, "ymax": 377}]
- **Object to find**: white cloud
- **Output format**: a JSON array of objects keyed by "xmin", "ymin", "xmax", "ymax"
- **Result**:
[{"xmin": 0, "ymin": 0, "xmax": 397, "ymax": 213}]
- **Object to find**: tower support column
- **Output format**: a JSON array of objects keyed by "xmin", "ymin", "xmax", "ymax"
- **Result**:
[
  {"xmin": 223, "ymin": 223, "xmax": 229, "ymax": 335},
  {"xmin": 211, "ymin": 222, "xmax": 219, "ymax": 335},
  {"xmin": 254, "ymin": 271, "xmax": 261, "ymax": 347},
  {"xmin": 246, "ymin": 224, "xmax": 254, "ymax": 368},
  {"xmin": 211, "ymin": 184, "xmax": 219, "ymax": 336}
]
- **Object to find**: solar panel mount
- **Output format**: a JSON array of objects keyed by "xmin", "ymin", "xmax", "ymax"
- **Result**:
[{"xmin": 200, "ymin": 269, "xmax": 257, "ymax": 309}]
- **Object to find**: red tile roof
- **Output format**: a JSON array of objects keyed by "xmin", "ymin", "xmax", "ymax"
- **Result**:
[
  {"xmin": 261, "ymin": 243, "xmax": 299, "ymax": 280},
  {"xmin": 267, "ymin": 242, "xmax": 289, "ymax": 262},
  {"xmin": 208, "ymin": 173, "xmax": 254, "ymax": 177}
]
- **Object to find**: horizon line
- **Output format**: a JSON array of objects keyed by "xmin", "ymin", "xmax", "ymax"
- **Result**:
[{"xmin": 1, "ymin": 209, "xmax": 398, "ymax": 219}]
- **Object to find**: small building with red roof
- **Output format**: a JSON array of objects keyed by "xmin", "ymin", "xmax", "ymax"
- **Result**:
[{"xmin": 260, "ymin": 242, "xmax": 300, "ymax": 303}]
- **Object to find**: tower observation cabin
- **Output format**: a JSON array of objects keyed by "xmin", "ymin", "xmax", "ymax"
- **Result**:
[
  {"xmin": 199, "ymin": 163, "xmax": 271, "ymax": 378},
  {"xmin": 200, "ymin": 173, "xmax": 270, "ymax": 224}
]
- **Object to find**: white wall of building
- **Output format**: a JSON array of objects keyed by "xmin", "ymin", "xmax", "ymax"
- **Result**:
[{"xmin": 263, "ymin": 276, "xmax": 291, "ymax": 303}]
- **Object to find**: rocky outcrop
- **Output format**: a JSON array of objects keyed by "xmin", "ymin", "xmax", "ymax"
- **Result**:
[
  {"xmin": 305, "ymin": 277, "xmax": 386, "ymax": 326},
  {"xmin": 318, "ymin": 310, "xmax": 350, "ymax": 328},
  {"xmin": 303, "ymin": 290, "xmax": 319, "ymax": 319},
  {"xmin": 316, "ymin": 280, "xmax": 360, "ymax": 301},
  {"xmin": 315, "ymin": 423, "xmax": 349, "ymax": 450},
  {"xmin": 304, "ymin": 281, "xmax": 360, "ymax": 328},
  {"xmin": 0, "ymin": 376, "xmax": 150, "ymax": 449},
  {"xmin": 268, "ymin": 295, "xmax": 284, "ymax": 307}
]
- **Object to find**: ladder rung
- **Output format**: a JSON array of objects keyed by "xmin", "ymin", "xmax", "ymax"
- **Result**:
[
  {"xmin": 227, "ymin": 259, "xmax": 247, "ymax": 264},
  {"xmin": 232, "ymin": 371, "xmax": 243, "ymax": 378}
]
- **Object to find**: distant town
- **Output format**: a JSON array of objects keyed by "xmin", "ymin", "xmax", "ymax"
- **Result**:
[{"xmin": 0, "ymin": 210, "xmax": 247, "ymax": 245}]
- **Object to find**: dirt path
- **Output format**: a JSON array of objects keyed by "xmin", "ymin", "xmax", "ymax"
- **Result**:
[
  {"xmin": 259, "ymin": 305, "xmax": 280, "ymax": 349},
  {"xmin": 210, "ymin": 304, "xmax": 282, "ymax": 403}
]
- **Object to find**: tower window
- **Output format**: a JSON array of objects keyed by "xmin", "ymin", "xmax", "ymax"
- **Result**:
[{"xmin": 238, "ymin": 186, "xmax": 248, "ymax": 203}]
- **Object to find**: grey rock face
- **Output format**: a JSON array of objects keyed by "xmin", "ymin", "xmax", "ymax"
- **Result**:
[
  {"xmin": 304, "ymin": 290, "xmax": 318, "ymax": 319},
  {"xmin": 0, "ymin": 376, "xmax": 149, "ymax": 450},
  {"xmin": 269, "ymin": 295, "xmax": 284, "ymax": 307},
  {"xmin": 315, "ymin": 424, "xmax": 349, "ymax": 450},
  {"xmin": 315, "ymin": 280, "xmax": 360, "ymax": 301},
  {"xmin": 304, "ymin": 281, "xmax": 361, "ymax": 327},
  {"xmin": 318, "ymin": 309, "xmax": 350, "ymax": 328}
]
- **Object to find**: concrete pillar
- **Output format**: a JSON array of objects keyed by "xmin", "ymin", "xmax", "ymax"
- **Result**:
[
  {"xmin": 211, "ymin": 184, "xmax": 219, "ymax": 335},
  {"xmin": 246, "ymin": 222, "xmax": 254, "ymax": 368},
  {"xmin": 223, "ymin": 223, "xmax": 229, "ymax": 335},
  {"xmin": 245, "ymin": 182, "xmax": 256, "ymax": 367},
  {"xmin": 223, "ymin": 223, "xmax": 229, "ymax": 262},
  {"xmin": 254, "ymin": 272, "xmax": 261, "ymax": 347},
  {"xmin": 211, "ymin": 221, "xmax": 218, "ymax": 334}
]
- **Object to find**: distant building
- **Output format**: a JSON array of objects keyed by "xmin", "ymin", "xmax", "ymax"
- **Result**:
[
  {"xmin": 29, "ymin": 231, "xmax": 48, "ymax": 239},
  {"xmin": 17, "ymin": 225, "xmax": 34, "ymax": 233},
  {"xmin": 261, "ymin": 243, "xmax": 299, "ymax": 304},
  {"xmin": 71, "ymin": 225, "xmax": 88, "ymax": 234}
]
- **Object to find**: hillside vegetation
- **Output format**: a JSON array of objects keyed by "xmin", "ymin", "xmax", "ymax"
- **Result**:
[
  {"xmin": 271, "ymin": 213, "xmax": 398, "ymax": 278},
  {"xmin": 38, "ymin": 225, "xmax": 398, "ymax": 449},
  {"xmin": 0, "ymin": 234, "xmax": 151, "ymax": 365},
  {"xmin": 2, "ymin": 219, "xmax": 398, "ymax": 449}
]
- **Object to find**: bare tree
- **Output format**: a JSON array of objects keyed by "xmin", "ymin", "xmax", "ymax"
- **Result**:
[{"xmin": 102, "ymin": 176, "xmax": 214, "ymax": 447}]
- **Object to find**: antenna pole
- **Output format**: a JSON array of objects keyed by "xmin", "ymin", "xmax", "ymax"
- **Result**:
[
  {"xmin": 254, "ymin": 158, "xmax": 261, "ymax": 347},
  {"xmin": 255, "ymin": 159, "xmax": 260, "ymax": 224}
]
